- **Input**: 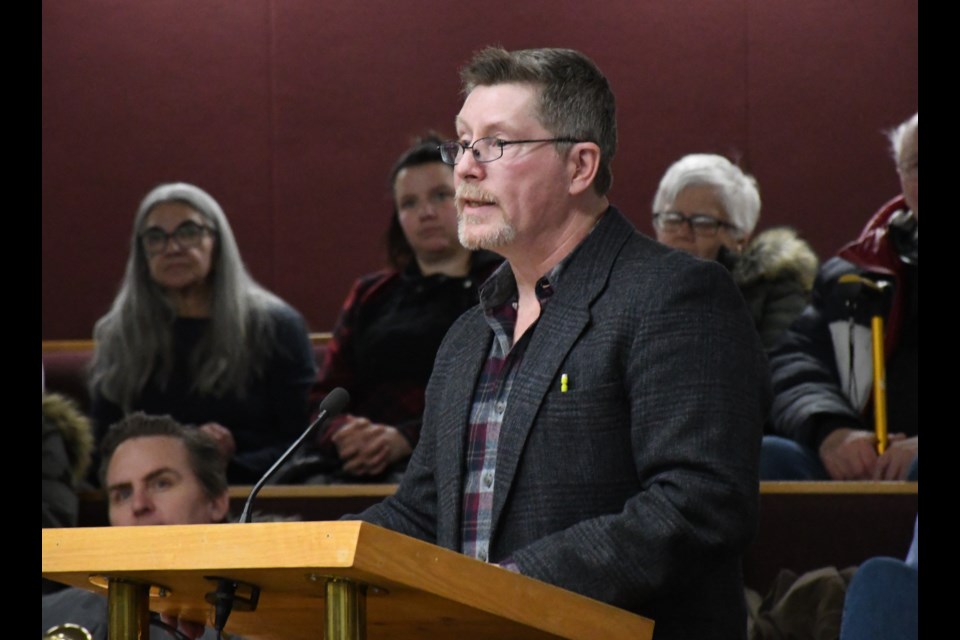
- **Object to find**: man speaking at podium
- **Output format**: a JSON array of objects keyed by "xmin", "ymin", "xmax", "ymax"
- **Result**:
[{"xmin": 358, "ymin": 47, "xmax": 769, "ymax": 639}]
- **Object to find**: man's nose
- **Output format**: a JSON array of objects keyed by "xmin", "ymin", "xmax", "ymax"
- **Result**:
[
  {"xmin": 131, "ymin": 488, "xmax": 154, "ymax": 518},
  {"xmin": 454, "ymin": 149, "xmax": 484, "ymax": 182}
]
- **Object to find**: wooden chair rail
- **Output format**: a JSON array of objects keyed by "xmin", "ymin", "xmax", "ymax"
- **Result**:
[{"xmin": 41, "ymin": 333, "xmax": 333, "ymax": 353}]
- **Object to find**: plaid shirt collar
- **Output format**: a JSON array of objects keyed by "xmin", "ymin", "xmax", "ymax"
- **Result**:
[
  {"xmin": 479, "ymin": 259, "xmax": 568, "ymax": 352},
  {"xmin": 460, "ymin": 258, "xmax": 566, "ymax": 562}
]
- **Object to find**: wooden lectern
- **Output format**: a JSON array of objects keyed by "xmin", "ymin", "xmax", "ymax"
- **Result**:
[{"xmin": 43, "ymin": 521, "xmax": 654, "ymax": 639}]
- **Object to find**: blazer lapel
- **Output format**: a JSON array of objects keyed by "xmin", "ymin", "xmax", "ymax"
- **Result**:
[
  {"xmin": 489, "ymin": 208, "xmax": 634, "ymax": 540},
  {"xmin": 434, "ymin": 311, "xmax": 492, "ymax": 550}
]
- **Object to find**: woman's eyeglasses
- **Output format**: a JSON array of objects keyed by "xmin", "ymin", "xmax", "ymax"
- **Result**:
[
  {"xmin": 653, "ymin": 211, "xmax": 738, "ymax": 237},
  {"xmin": 140, "ymin": 221, "xmax": 214, "ymax": 255}
]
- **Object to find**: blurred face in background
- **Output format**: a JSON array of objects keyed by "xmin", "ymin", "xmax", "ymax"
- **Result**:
[
  {"xmin": 394, "ymin": 162, "xmax": 465, "ymax": 266},
  {"xmin": 654, "ymin": 184, "xmax": 743, "ymax": 260},
  {"xmin": 141, "ymin": 202, "xmax": 216, "ymax": 297},
  {"xmin": 106, "ymin": 435, "xmax": 228, "ymax": 527}
]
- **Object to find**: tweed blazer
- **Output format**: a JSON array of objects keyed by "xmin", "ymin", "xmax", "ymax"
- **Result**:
[{"xmin": 361, "ymin": 207, "xmax": 769, "ymax": 639}]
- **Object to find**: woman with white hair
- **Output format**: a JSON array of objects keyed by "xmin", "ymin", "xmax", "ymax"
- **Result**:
[
  {"xmin": 89, "ymin": 183, "xmax": 317, "ymax": 483},
  {"xmin": 652, "ymin": 154, "xmax": 818, "ymax": 348}
]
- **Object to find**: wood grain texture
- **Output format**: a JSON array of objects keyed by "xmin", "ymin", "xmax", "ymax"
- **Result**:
[{"xmin": 43, "ymin": 521, "xmax": 654, "ymax": 640}]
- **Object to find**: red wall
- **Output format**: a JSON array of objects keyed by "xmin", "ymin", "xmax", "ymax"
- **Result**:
[{"xmin": 42, "ymin": 1, "xmax": 917, "ymax": 338}]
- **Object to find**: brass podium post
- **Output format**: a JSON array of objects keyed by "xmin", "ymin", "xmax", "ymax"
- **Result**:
[
  {"xmin": 107, "ymin": 579, "xmax": 149, "ymax": 640},
  {"xmin": 325, "ymin": 577, "xmax": 367, "ymax": 640}
]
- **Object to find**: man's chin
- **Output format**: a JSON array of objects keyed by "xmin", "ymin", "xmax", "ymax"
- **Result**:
[
  {"xmin": 458, "ymin": 229, "xmax": 484, "ymax": 251},
  {"xmin": 458, "ymin": 218, "xmax": 516, "ymax": 251}
]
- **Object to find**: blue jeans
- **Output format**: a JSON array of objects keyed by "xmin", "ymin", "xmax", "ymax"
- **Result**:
[
  {"xmin": 840, "ymin": 557, "xmax": 918, "ymax": 640},
  {"xmin": 759, "ymin": 436, "xmax": 828, "ymax": 480}
]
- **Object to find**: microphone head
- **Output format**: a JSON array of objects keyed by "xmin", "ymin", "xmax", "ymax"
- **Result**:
[{"xmin": 319, "ymin": 387, "xmax": 350, "ymax": 416}]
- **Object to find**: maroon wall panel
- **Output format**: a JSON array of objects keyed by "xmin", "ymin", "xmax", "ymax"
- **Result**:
[
  {"xmin": 42, "ymin": 1, "xmax": 917, "ymax": 339},
  {"xmin": 43, "ymin": 1, "xmax": 275, "ymax": 337},
  {"xmin": 747, "ymin": 0, "xmax": 918, "ymax": 254}
]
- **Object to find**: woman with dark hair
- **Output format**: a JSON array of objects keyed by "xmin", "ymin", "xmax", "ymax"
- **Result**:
[
  {"xmin": 311, "ymin": 135, "xmax": 501, "ymax": 481},
  {"xmin": 89, "ymin": 182, "xmax": 317, "ymax": 484}
]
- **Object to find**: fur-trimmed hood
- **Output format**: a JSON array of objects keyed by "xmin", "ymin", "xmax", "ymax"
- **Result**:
[
  {"xmin": 42, "ymin": 393, "xmax": 94, "ymax": 482},
  {"xmin": 729, "ymin": 227, "xmax": 819, "ymax": 291}
]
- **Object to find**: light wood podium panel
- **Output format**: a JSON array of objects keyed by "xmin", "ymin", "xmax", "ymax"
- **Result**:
[{"xmin": 43, "ymin": 521, "xmax": 654, "ymax": 639}]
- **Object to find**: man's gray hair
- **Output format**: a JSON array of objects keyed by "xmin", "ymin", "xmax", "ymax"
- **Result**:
[{"xmin": 887, "ymin": 112, "xmax": 918, "ymax": 167}]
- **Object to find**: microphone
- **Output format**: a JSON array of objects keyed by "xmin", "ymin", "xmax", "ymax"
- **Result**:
[
  {"xmin": 206, "ymin": 389, "xmax": 349, "ymax": 637},
  {"xmin": 238, "ymin": 387, "xmax": 350, "ymax": 524}
]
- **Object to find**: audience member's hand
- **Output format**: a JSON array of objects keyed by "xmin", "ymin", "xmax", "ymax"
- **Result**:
[
  {"xmin": 874, "ymin": 435, "xmax": 917, "ymax": 480},
  {"xmin": 332, "ymin": 416, "xmax": 412, "ymax": 476},
  {"xmin": 199, "ymin": 422, "xmax": 236, "ymax": 460},
  {"xmin": 819, "ymin": 428, "xmax": 879, "ymax": 480}
]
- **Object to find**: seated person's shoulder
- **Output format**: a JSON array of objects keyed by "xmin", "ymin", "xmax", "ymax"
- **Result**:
[
  {"xmin": 806, "ymin": 256, "xmax": 880, "ymax": 317},
  {"xmin": 355, "ymin": 267, "xmax": 398, "ymax": 289},
  {"xmin": 342, "ymin": 268, "xmax": 402, "ymax": 309},
  {"xmin": 257, "ymin": 299, "xmax": 312, "ymax": 347},
  {"xmin": 43, "ymin": 588, "xmax": 108, "ymax": 638},
  {"xmin": 814, "ymin": 256, "xmax": 862, "ymax": 289}
]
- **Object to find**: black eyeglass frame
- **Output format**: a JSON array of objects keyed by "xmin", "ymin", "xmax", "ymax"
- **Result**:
[
  {"xmin": 652, "ymin": 211, "xmax": 740, "ymax": 237},
  {"xmin": 438, "ymin": 136, "xmax": 586, "ymax": 165},
  {"xmin": 139, "ymin": 220, "xmax": 215, "ymax": 254}
]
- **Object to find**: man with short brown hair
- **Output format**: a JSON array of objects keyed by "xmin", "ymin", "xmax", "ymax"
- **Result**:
[
  {"xmin": 360, "ymin": 47, "xmax": 768, "ymax": 639},
  {"xmin": 43, "ymin": 413, "xmax": 229, "ymax": 639}
]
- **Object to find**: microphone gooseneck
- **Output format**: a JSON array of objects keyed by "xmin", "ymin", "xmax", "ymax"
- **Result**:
[{"xmin": 238, "ymin": 387, "xmax": 350, "ymax": 524}]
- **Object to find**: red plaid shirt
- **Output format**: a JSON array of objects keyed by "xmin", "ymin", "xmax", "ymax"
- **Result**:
[{"xmin": 461, "ymin": 264, "xmax": 560, "ymax": 561}]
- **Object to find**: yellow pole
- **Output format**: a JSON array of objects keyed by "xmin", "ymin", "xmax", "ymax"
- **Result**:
[
  {"xmin": 871, "ymin": 315, "xmax": 889, "ymax": 454},
  {"xmin": 838, "ymin": 273, "xmax": 891, "ymax": 455}
]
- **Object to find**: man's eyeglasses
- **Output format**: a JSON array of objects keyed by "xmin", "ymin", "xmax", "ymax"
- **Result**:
[
  {"xmin": 653, "ymin": 211, "xmax": 739, "ymax": 237},
  {"xmin": 438, "ymin": 136, "xmax": 585, "ymax": 165},
  {"xmin": 140, "ymin": 220, "xmax": 214, "ymax": 255}
]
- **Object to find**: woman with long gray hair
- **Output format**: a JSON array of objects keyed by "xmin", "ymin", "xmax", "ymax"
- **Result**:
[{"xmin": 89, "ymin": 182, "xmax": 316, "ymax": 483}]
